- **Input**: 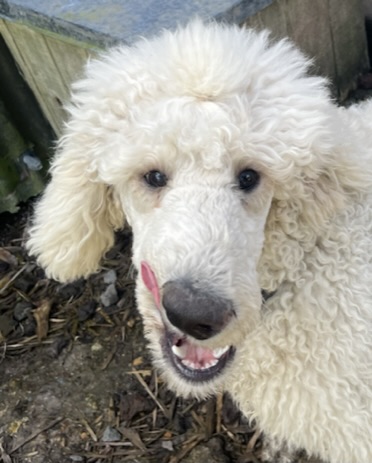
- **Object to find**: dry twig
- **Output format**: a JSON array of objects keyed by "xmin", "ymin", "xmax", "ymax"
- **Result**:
[{"xmin": 10, "ymin": 417, "xmax": 64, "ymax": 455}]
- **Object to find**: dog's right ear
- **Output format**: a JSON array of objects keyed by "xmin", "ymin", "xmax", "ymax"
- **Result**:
[
  {"xmin": 26, "ymin": 128, "xmax": 125, "ymax": 283},
  {"xmin": 26, "ymin": 46, "xmax": 148, "ymax": 282}
]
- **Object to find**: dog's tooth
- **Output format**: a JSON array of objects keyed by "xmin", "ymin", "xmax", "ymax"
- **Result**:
[
  {"xmin": 182, "ymin": 359, "xmax": 196, "ymax": 369},
  {"xmin": 204, "ymin": 359, "xmax": 218, "ymax": 369},
  {"xmin": 182, "ymin": 359, "xmax": 220, "ymax": 370},
  {"xmin": 171, "ymin": 344, "xmax": 187, "ymax": 359},
  {"xmin": 213, "ymin": 346, "xmax": 230, "ymax": 358}
]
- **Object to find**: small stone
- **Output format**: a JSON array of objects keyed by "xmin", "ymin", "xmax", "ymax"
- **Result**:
[
  {"xmin": 161, "ymin": 440, "xmax": 174, "ymax": 451},
  {"xmin": 69, "ymin": 455, "xmax": 84, "ymax": 462},
  {"xmin": 56, "ymin": 279, "xmax": 84, "ymax": 300},
  {"xmin": 13, "ymin": 275, "xmax": 35, "ymax": 293},
  {"xmin": 100, "ymin": 284, "xmax": 118, "ymax": 307},
  {"xmin": 21, "ymin": 150, "xmax": 43, "ymax": 171},
  {"xmin": 103, "ymin": 269, "xmax": 117, "ymax": 284},
  {"xmin": 22, "ymin": 316, "xmax": 37, "ymax": 336},
  {"xmin": 47, "ymin": 336, "xmax": 70, "ymax": 358},
  {"xmin": 77, "ymin": 301, "xmax": 96, "ymax": 321},
  {"xmin": 91, "ymin": 341, "xmax": 103, "ymax": 352},
  {"xmin": 127, "ymin": 318, "xmax": 136, "ymax": 328},
  {"xmin": 13, "ymin": 301, "xmax": 33, "ymax": 322},
  {"xmin": 102, "ymin": 426, "xmax": 121, "ymax": 442}
]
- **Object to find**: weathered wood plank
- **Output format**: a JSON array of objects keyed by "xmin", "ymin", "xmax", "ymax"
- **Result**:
[
  {"xmin": 0, "ymin": 20, "xmax": 64, "ymax": 134},
  {"xmin": 244, "ymin": 1, "xmax": 289, "ymax": 42},
  {"xmin": 244, "ymin": 0, "xmax": 336, "ymax": 78},
  {"xmin": 281, "ymin": 0, "xmax": 335, "ymax": 78},
  {"xmin": 329, "ymin": 0, "xmax": 369, "ymax": 99},
  {"xmin": 0, "ymin": 20, "xmax": 94, "ymax": 135},
  {"xmin": 243, "ymin": 0, "xmax": 369, "ymax": 98}
]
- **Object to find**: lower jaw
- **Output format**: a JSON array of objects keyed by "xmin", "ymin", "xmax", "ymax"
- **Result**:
[{"xmin": 161, "ymin": 336, "xmax": 236, "ymax": 383}]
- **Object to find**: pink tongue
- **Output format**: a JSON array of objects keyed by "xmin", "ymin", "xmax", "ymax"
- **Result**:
[
  {"xmin": 186, "ymin": 344, "xmax": 216, "ymax": 366},
  {"xmin": 141, "ymin": 261, "xmax": 161, "ymax": 308}
]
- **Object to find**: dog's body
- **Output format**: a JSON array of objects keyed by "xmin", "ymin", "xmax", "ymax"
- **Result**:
[{"xmin": 27, "ymin": 21, "xmax": 372, "ymax": 463}]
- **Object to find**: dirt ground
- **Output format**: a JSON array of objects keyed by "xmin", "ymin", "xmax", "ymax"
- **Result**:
[{"xmin": 1, "ymin": 81, "xmax": 372, "ymax": 463}]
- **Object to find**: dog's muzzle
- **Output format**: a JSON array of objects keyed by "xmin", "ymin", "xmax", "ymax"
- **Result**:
[{"xmin": 141, "ymin": 261, "xmax": 236, "ymax": 383}]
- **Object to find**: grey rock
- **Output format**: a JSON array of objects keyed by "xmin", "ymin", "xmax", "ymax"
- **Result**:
[
  {"xmin": 13, "ymin": 301, "xmax": 33, "ymax": 321},
  {"xmin": 69, "ymin": 455, "xmax": 84, "ymax": 462},
  {"xmin": 100, "ymin": 284, "xmax": 119, "ymax": 307},
  {"xmin": 103, "ymin": 269, "xmax": 117, "ymax": 284},
  {"xmin": 102, "ymin": 426, "xmax": 121, "ymax": 442},
  {"xmin": 77, "ymin": 301, "xmax": 96, "ymax": 321}
]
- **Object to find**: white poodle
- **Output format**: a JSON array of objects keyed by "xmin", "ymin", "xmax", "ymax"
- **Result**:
[{"xmin": 26, "ymin": 20, "xmax": 372, "ymax": 463}]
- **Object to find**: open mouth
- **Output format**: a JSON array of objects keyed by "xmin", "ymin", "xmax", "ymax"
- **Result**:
[
  {"xmin": 141, "ymin": 261, "xmax": 235, "ymax": 382},
  {"xmin": 163, "ymin": 330, "xmax": 235, "ymax": 382}
]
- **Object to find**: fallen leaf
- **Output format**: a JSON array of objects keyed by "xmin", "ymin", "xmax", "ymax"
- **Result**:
[
  {"xmin": 33, "ymin": 300, "xmax": 52, "ymax": 341},
  {"xmin": 0, "ymin": 248, "xmax": 18, "ymax": 266},
  {"xmin": 119, "ymin": 391, "xmax": 152, "ymax": 422},
  {"xmin": 132, "ymin": 356, "xmax": 143, "ymax": 366},
  {"xmin": 120, "ymin": 427, "xmax": 146, "ymax": 451},
  {"xmin": 7, "ymin": 419, "xmax": 26, "ymax": 434}
]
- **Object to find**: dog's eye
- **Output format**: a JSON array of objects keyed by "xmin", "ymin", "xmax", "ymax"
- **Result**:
[
  {"xmin": 144, "ymin": 170, "xmax": 168, "ymax": 188},
  {"xmin": 238, "ymin": 169, "xmax": 260, "ymax": 191}
]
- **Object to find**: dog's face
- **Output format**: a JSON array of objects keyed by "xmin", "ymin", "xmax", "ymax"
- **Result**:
[
  {"xmin": 115, "ymin": 98, "xmax": 274, "ymax": 397},
  {"xmin": 27, "ymin": 20, "xmax": 339, "ymax": 399}
]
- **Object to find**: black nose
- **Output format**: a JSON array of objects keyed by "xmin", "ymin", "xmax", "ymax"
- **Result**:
[{"xmin": 162, "ymin": 280, "xmax": 235, "ymax": 340}]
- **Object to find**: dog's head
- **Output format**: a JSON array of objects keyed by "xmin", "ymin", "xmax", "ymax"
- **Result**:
[{"xmin": 27, "ymin": 20, "xmax": 363, "ymax": 398}]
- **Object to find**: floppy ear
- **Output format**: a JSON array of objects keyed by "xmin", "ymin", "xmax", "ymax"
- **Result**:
[
  {"xmin": 26, "ymin": 41, "xmax": 153, "ymax": 282},
  {"xmin": 26, "ymin": 133, "xmax": 125, "ymax": 283}
]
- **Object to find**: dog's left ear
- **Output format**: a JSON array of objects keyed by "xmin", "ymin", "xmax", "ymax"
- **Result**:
[{"xmin": 26, "ymin": 132, "xmax": 125, "ymax": 283}]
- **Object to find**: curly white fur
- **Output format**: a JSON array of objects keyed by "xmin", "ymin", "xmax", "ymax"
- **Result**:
[{"xmin": 26, "ymin": 20, "xmax": 372, "ymax": 463}]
